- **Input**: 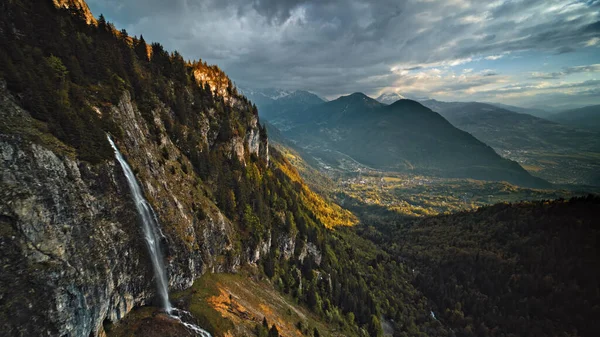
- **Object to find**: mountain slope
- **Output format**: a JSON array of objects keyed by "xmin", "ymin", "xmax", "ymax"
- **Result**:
[
  {"xmin": 549, "ymin": 105, "xmax": 600, "ymax": 132},
  {"xmin": 261, "ymin": 90, "xmax": 326, "ymax": 122},
  {"xmin": 282, "ymin": 94, "xmax": 549, "ymax": 188},
  {"xmin": 420, "ymin": 100, "xmax": 600, "ymax": 186}
]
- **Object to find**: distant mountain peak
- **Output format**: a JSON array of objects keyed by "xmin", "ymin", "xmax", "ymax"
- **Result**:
[
  {"xmin": 239, "ymin": 87, "xmax": 327, "ymax": 103},
  {"xmin": 376, "ymin": 91, "xmax": 406, "ymax": 104},
  {"xmin": 389, "ymin": 98, "xmax": 424, "ymax": 108},
  {"xmin": 339, "ymin": 92, "xmax": 377, "ymax": 101},
  {"xmin": 240, "ymin": 87, "xmax": 326, "ymax": 121},
  {"xmin": 334, "ymin": 92, "xmax": 382, "ymax": 108}
]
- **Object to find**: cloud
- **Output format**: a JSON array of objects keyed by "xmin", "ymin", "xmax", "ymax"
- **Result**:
[
  {"xmin": 477, "ymin": 79, "xmax": 600, "ymax": 95},
  {"xmin": 381, "ymin": 67, "xmax": 508, "ymax": 99},
  {"xmin": 485, "ymin": 54, "xmax": 504, "ymax": 60},
  {"xmin": 530, "ymin": 64, "xmax": 600, "ymax": 79},
  {"xmin": 555, "ymin": 46, "xmax": 576, "ymax": 54},
  {"xmin": 86, "ymin": 0, "xmax": 600, "ymax": 104},
  {"xmin": 586, "ymin": 37, "xmax": 600, "ymax": 46}
]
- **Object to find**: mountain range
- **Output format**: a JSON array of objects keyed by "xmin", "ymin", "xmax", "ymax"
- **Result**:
[
  {"xmin": 484, "ymin": 102, "xmax": 551, "ymax": 118},
  {"xmin": 239, "ymin": 87, "xmax": 326, "ymax": 123},
  {"xmin": 269, "ymin": 92, "xmax": 549, "ymax": 188},
  {"xmin": 419, "ymin": 99, "xmax": 600, "ymax": 186},
  {"xmin": 548, "ymin": 105, "xmax": 600, "ymax": 132},
  {"xmin": 251, "ymin": 86, "xmax": 599, "ymax": 187}
]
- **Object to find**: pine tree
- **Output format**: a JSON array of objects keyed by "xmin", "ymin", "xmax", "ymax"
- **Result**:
[
  {"xmin": 98, "ymin": 14, "xmax": 106, "ymax": 28},
  {"xmin": 268, "ymin": 324, "xmax": 279, "ymax": 337},
  {"xmin": 135, "ymin": 35, "xmax": 148, "ymax": 62}
]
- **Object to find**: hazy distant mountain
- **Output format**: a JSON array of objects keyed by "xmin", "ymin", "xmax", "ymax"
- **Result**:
[
  {"xmin": 419, "ymin": 100, "xmax": 600, "ymax": 186},
  {"xmin": 239, "ymin": 87, "xmax": 326, "ymax": 122},
  {"xmin": 281, "ymin": 93, "xmax": 549, "ymax": 188},
  {"xmin": 376, "ymin": 92, "xmax": 406, "ymax": 104},
  {"xmin": 239, "ymin": 87, "xmax": 293, "ymax": 107},
  {"xmin": 261, "ymin": 90, "xmax": 326, "ymax": 121},
  {"xmin": 549, "ymin": 105, "xmax": 600, "ymax": 132},
  {"xmin": 486, "ymin": 102, "xmax": 551, "ymax": 118}
]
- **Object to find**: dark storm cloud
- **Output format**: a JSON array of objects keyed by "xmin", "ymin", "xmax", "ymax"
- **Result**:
[{"xmin": 86, "ymin": 0, "xmax": 600, "ymax": 99}]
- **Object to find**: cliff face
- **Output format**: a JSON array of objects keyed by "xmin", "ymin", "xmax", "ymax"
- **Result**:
[
  {"xmin": 0, "ymin": 79, "xmax": 281, "ymax": 336},
  {"xmin": 1, "ymin": 80, "xmax": 149, "ymax": 336}
]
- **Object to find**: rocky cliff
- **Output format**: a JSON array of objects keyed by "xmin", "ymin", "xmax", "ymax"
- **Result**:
[
  {"xmin": 0, "ymin": 76, "xmax": 220, "ymax": 335},
  {"xmin": 1, "ymin": 79, "xmax": 150, "ymax": 336},
  {"xmin": 0, "ymin": 73, "xmax": 284, "ymax": 336}
]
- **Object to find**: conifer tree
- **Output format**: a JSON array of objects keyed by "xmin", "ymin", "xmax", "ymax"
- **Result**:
[
  {"xmin": 268, "ymin": 324, "xmax": 279, "ymax": 337},
  {"xmin": 135, "ymin": 35, "xmax": 148, "ymax": 62}
]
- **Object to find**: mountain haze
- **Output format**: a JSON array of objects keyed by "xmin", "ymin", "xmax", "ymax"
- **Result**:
[{"xmin": 486, "ymin": 102, "xmax": 551, "ymax": 118}]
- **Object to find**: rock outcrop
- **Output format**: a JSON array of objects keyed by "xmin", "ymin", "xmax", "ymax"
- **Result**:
[{"xmin": 52, "ymin": 0, "xmax": 96, "ymax": 24}]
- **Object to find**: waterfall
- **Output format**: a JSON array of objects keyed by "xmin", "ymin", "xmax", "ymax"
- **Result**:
[
  {"xmin": 108, "ymin": 135, "xmax": 212, "ymax": 337},
  {"xmin": 108, "ymin": 136, "xmax": 172, "ymax": 313}
]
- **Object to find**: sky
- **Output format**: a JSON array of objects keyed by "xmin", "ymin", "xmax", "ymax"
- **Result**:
[{"xmin": 86, "ymin": 0, "xmax": 600, "ymax": 108}]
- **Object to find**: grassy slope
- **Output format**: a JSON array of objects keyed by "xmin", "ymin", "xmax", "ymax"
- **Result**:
[{"xmin": 107, "ymin": 269, "xmax": 350, "ymax": 337}]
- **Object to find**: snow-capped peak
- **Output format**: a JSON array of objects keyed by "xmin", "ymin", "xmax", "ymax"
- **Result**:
[{"xmin": 376, "ymin": 92, "xmax": 406, "ymax": 105}]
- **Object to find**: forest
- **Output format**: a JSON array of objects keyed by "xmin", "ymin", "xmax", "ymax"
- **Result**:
[{"xmin": 357, "ymin": 196, "xmax": 600, "ymax": 337}]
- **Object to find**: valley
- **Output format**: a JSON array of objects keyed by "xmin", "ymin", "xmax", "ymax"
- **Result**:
[
  {"xmin": 277, "ymin": 94, "xmax": 549, "ymax": 188},
  {"xmin": 276, "ymin": 144, "xmax": 589, "ymax": 219}
]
